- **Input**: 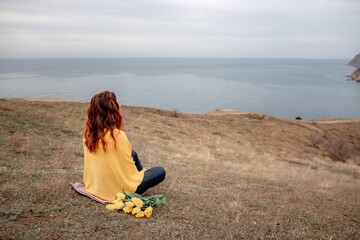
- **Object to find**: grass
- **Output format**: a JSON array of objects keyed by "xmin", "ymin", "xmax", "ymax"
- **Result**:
[
  {"xmin": 309, "ymin": 133, "xmax": 352, "ymax": 162},
  {"xmin": 1, "ymin": 98, "xmax": 360, "ymax": 239}
]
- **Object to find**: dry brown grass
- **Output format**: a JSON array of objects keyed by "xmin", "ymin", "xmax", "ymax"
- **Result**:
[
  {"xmin": 309, "ymin": 133, "xmax": 354, "ymax": 163},
  {"xmin": 323, "ymin": 138, "xmax": 351, "ymax": 162},
  {"xmin": 0, "ymin": 103, "xmax": 14, "ymax": 111},
  {"xmin": 0, "ymin": 98, "xmax": 359, "ymax": 239}
]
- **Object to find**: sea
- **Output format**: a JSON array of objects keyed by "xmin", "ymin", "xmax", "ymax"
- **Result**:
[{"xmin": 0, "ymin": 58, "xmax": 359, "ymax": 120}]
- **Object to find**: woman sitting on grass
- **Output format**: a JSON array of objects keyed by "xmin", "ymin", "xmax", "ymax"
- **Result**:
[{"xmin": 83, "ymin": 90, "xmax": 166, "ymax": 201}]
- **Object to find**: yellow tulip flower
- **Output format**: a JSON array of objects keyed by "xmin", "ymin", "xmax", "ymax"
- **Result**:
[
  {"xmin": 131, "ymin": 207, "xmax": 141, "ymax": 215},
  {"xmin": 106, "ymin": 201, "xmax": 124, "ymax": 211},
  {"xmin": 111, "ymin": 199, "xmax": 122, "ymax": 204},
  {"xmin": 116, "ymin": 192, "xmax": 126, "ymax": 201},
  {"xmin": 131, "ymin": 197, "xmax": 144, "ymax": 208},
  {"xmin": 135, "ymin": 211, "xmax": 145, "ymax": 218},
  {"xmin": 114, "ymin": 202, "xmax": 124, "ymax": 209},
  {"xmin": 144, "ymin": 207, "xmax": 153, "ymax": 218},
  {"xmin": 125, "ymin": 201, "xmax": 135, "ymax": 207},
  {"xmin": 106, "ymin": 202, "xmax": 124, "ymax": 210},
  {"xmin": 105, "ymin": 204, "xmax": 117, "ymax": 211},
  {"xmin": 123, "ymin": 205, "xmax": 133, "ymax": 214}
]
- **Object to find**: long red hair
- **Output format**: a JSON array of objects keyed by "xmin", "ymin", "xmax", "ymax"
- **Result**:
[{"xmin": 83, "ymin": 91, "xmax": 123, "ymax": 153}]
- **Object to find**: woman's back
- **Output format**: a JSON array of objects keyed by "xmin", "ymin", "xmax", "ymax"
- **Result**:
[{"xmin": 83, "ymin": 129, "xmax": 144, "ymax": 201}]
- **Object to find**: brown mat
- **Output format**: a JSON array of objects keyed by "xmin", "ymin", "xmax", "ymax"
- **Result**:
[{"xmin": 69, "ymin": 182, "xmax": 111, "ymax": 205}]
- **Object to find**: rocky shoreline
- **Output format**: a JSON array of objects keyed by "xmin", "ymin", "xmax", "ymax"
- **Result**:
[
  {"xmin": 347, "ymin": 53, "xmax": 360, "ymax": 82},
  {"xmin": 348, "ymin": 68, "xmax": 360, "ymax": 82}
]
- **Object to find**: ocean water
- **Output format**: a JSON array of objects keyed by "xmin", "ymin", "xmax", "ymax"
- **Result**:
[{"xmin": 0, "ymin": 58, "xmax": 359, "ymax": 120}]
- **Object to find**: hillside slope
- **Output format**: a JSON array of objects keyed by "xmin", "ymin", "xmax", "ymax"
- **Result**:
[{"xmin": 0, "ymin": 99, "xmax": 359, "ymax": 239}]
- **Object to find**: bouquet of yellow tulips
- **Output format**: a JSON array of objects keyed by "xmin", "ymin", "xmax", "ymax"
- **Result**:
[{"xmin": 105, "ymin": 191, "xmax": 166, "ymax": 218}]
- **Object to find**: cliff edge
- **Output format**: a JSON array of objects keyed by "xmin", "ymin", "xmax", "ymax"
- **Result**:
[{"xmin": 347, "ymin": 53, "xmax": 360, "ymax": 81}]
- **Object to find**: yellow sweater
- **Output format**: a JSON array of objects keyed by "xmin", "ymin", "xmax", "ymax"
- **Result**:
[{"xmin": 83, "ymin": 129, "xmax": 144, "ymax": 201}]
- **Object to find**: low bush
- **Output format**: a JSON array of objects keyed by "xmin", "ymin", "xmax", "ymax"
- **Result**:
[{"xmin": 309, "ymin": 134, "xmax": 350, "ymax": 162}]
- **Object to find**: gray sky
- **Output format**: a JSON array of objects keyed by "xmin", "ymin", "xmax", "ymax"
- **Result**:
[{"xmin": 0, "ymin": 0, "xmax": 359, "ymax": 59}]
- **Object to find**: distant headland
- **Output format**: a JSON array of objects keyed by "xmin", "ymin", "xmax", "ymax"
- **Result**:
[{"xmin": 347, "ymin": 53, "xmax": 360, "ymax": 82}]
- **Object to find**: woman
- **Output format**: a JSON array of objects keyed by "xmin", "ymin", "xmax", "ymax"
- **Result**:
[{"xmin": 83, "ymin": 91, "xmax": 165, "ymax": 201}]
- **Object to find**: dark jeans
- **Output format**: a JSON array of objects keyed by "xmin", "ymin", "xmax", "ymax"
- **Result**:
[{"xmin": 131, "ymin": 150, "xmax": 166, "ymax": 195}]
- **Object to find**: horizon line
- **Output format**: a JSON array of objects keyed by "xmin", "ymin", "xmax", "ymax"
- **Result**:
[{"xmin": 0, "ymin": 56, "xmax": 350, "ymax": 60}]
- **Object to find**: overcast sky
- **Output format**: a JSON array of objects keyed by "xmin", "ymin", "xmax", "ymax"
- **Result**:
[{"xmin": 0, "ymin": 0, "xmax": 359, "ymax": 59}]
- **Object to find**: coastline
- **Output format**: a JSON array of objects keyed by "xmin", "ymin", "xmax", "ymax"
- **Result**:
[
  {"xmin": 1, "ymin": 57, "xmax": 359, "ymax": 120},
  {"xmin": 12, "ymin": 97, "xmax": 360, "ymax": 122}
]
